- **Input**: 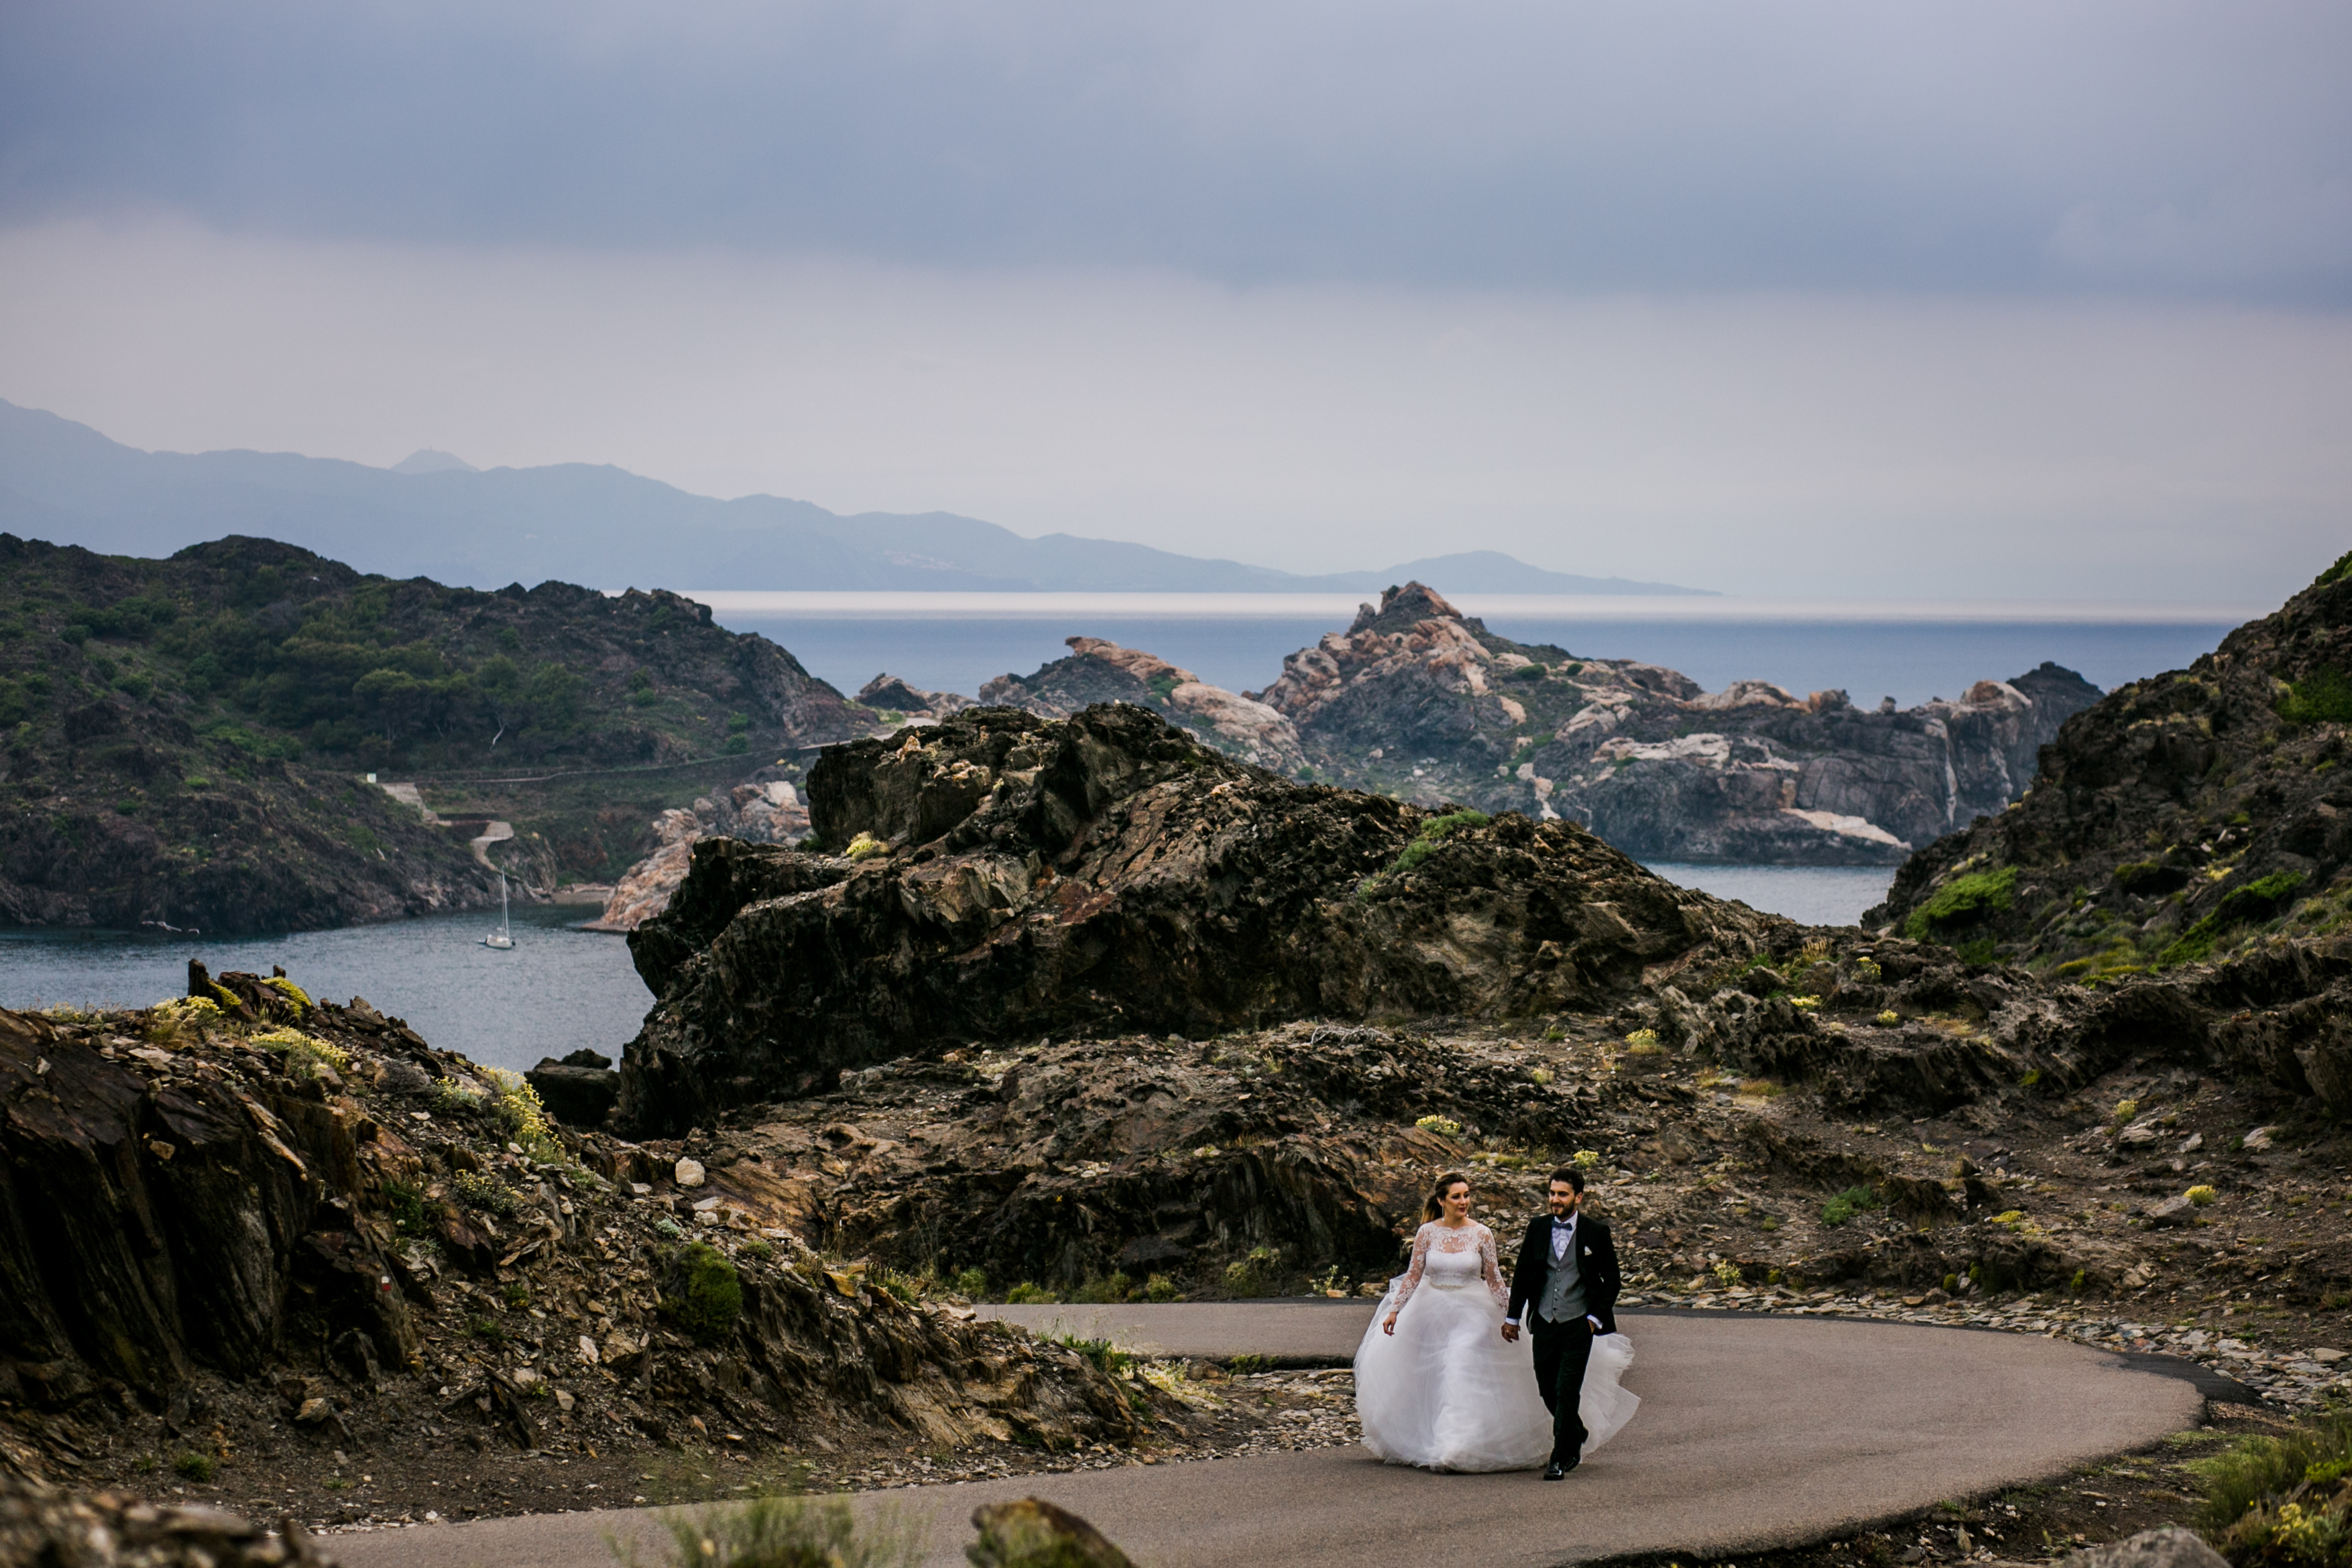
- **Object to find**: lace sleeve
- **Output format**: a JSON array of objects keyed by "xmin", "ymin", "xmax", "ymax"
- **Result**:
[
  {"xmin": 1478, "ymin": 1224, "xmax": 1507, "ymax": 1308},
  {"xmin": 1391, "ymin": 1224, "xmax": 1433, "ymax": 1309}
]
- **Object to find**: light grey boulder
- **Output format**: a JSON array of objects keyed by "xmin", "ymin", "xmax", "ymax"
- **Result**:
[{"xmin": 2062, "ymin": 1526, "xmax": 2228, "ymax": 1568}]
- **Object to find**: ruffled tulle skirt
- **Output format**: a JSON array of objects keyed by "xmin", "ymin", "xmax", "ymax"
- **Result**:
[{"xmin": 1352, "ymin": 1278, "xmax": 1639, "ymax": 1473}]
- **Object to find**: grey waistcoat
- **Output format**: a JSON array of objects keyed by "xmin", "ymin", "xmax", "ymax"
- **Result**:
[{"xmin": 1538, "ymin": 1222, "xmax": 1587, "ymax": 1325}]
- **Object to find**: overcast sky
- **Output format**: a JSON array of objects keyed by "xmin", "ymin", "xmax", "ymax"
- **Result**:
[{"xmin": 2, "ymin": 0, "xmax": 2347, "ymax": 598}]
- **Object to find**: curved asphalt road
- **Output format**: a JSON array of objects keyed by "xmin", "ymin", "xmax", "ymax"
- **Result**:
[{"xmin": 335, "ymin": 1305, "xmax": 2204, "ymax": 1568}]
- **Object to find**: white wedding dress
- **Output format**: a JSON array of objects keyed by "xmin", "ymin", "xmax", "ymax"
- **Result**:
[{"xmin": 1353, "ymin": 1219, "xmax": 1639, "ymax": 1472}]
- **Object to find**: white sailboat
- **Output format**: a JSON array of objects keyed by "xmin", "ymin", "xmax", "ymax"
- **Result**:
[{"xmin": 483, "ymin": 873, "xmax": 515, "ymax": 950}]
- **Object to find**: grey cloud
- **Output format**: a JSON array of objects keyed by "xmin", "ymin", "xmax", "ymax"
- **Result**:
[{"xmin": 1, "ymin": 0, "xmax": 2348, "ymax": 298}]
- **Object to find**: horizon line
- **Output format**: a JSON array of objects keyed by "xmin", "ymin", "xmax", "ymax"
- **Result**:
[{"xmin": 673, "ymin": 591, "xmax": 2266, "ymax": 626}]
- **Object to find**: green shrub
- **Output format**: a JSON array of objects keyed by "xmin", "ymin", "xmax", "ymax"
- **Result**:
[
  {"xmin": 661, "ymin": 1242, "xmax": 744, "ymax": 1345},
  {"xmin": 172, "ymin": 1451, "xmax": 215, "ymax": 1482},
  {"xmin": 1071, "ymin": 1272, "xmax": 1132, "ymax": 1304},
  {"xmin": 2281, "ymin": 668, "xmax": 2352, "ymax": 726},
  {"xmin": 1052, "ymin": 1335, "xmax": 1135, "ymax": 1380},
  {"xmin": 381, "ymin": 1179, "xmax": 428, "ymax": 1235},
  {"xmin": 2317, "ymin": 552, "xmax": 2352, "ymax": 591},
  {"xmin": 872, "ymin": 1268, "xmax": 925, "ymax": 1305},
  {"xmin": 452, "ymin": 1168, "xmax": 519, "ymax": 1215},
  {"xmin": 1224, "ymin": 1245, "xmax": 1281, "ymax": 1298},
  {"xmin": 1819, "ymin": 1186, "xmax": 1880, "ymax": 1227},
  {"xmin": 1144, "ymin": 1273, "xmax": 1181, "ymax": 1302},
  {"xmin": 951, "ymin": 1266, "xmax": 988, "ymax": 1297},
  {"xmin": 2198, "ymin": 1408, "xmax": 2352, "ymax": 1567},
  {"xmin": 1903, "ymin": 866, "xmax": 2017, "ymax": 941},
  {"xmin": 468, "ymin": 1315, "xmax": 505, "ymax": 1343},
  {"xmin": 1510, "ymin": 662, "xmax": 1547, "ymax": 680},
  {"xmin": 644, "ymin": 1491, "xmax": 925, "ymax": 1568},
  {"xmin": 2160, "ymin": 871, "xmax": 2308, "ymax": 968},
  {"xmin": 1004, "ymin": 1281, "xmax": 1057, "ymax": 1304},
  {"xmin": 2116, "ymin": 858, "xmax": 2190, "ymax": 896},
  {"xmin": 1380, "ymin": 809, "xmax": 1492, "ymax": 882},
  {"xmin": 484, "ymin": 1067, "xmax": 562, "ymax": 1162}
]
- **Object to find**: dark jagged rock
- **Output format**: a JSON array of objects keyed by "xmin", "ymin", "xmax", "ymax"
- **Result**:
[
  {"xmin": 618, "ymin": 703, "xmax": 1766, "ymax": 1134},
  {"xmin": 0, "ymin": 1002, "xmax": 416, "ymax": 1393},
  {"xmin": 1250, "ymin": 582, "xmax": 2101, "ymax": 864},
  {"xmin": 0, "ymin": 972, "xmax": 1155, "ymax": 1496},
  {"xmin": 856, "ymin": 672, "xmax": 969, "ymax": 719},
  {"xmin": 701, "ymin": 1022, "xmax": 1612, "ymax": 1293},
  {"xmin": 525, "ymin": 1055, "xmax": 621, "ymax": 1128},
  {"xmin": 1870, "ymin": 554, "xmax": 2352, "ymax": 979}
]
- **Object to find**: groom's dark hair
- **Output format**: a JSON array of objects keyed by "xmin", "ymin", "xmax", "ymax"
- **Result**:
[{"xmin": 1549, "ymin": 1166, "xmax": 1585, "ymax": 1192}]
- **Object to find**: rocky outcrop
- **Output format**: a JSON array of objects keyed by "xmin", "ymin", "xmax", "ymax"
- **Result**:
[
  {"xmin": 617, "ymin": 703, "xmax": 1768, "ymax": 1134},
  {"xmin": 699, "ymin": 1020, "xmax": 1619, "ymax": 1294},
  {"xmin": 0, "ymin": 968, "xmax": 1151, "ymax": 1490},
  {"xmin": 1250, "ymin": 583, "xmax": 2100, "ymax": 865},
  {"xmin": 979, "ymin": 638, "xmax": 1305, "ymax": 771},
  {"xmin": 0, "ymin": 1476, "xmax": 336, "ymax": 1568},
  {"xmin": 1870, "ymin": 554, "xmax": 2352, "ymax": 976},
  {"xmin": 584, "ymin": 778, "xmax": 810, "ymax": 932},
  {"xmin": 856, "ymin": 672, "xmax": 971, "ymax": 721},
  {"xmin": 524, "ymin": 1047, "xmax": 621, "ymax": 1128}
]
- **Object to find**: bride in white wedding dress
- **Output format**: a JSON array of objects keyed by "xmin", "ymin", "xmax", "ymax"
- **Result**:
[{"xmin": 1354, "ymin": 1173, "xmax": 1639, "ymax": 1473}]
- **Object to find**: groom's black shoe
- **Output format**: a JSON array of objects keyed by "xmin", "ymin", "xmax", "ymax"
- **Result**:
[{"xmin": 1543, "ymin": 1460, "xmax": 1573, "ymax": 1481}]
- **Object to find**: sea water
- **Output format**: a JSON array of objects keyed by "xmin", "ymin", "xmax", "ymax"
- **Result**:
[
  {"xmin": 0, "ymin": 904, "xmax": 650, "ymax": 1075},
  {"xmin": 1643, "ymin": 864, "xmax": 1898, "ymax": 929}
]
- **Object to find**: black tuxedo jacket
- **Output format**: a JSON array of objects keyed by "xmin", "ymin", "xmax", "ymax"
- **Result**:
[{"xmin": 1507, "ymin": 1213, "xmax": 1620, "ymax": 1335}]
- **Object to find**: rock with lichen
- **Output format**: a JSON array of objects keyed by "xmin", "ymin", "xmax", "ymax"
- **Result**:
[{"xmin": 617, "ymin": 701, "xmax": 1767, "ymax": 1134}]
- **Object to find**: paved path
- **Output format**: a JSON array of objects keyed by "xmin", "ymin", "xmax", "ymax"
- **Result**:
[{"xmin": 336, "ymin": 1307, "xmax": 2204, "ymax": 1568}]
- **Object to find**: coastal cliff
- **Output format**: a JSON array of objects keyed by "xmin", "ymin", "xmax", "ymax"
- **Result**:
[
  {"xmin": 0, "ymin": 533, "xmax": 865, "ymax": 932},
  {"xmin": 1251, "ymin": 583, "xmax": 2100, "ymax": 865},
  {"xmin": 1869, "ymin": 552, "xmax": 2352, "ymax": 979}
]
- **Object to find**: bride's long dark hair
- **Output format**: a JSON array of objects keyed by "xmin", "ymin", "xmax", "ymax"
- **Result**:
[{"xmin": 1424, "ymin": 1171, "xmax": 1472, "ymax": 1223}]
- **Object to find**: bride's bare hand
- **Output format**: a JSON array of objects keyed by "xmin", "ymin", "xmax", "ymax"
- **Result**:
[{"xmin": 1383, "ymin": 1313, "xmax": 1399, "ymax": 1335}]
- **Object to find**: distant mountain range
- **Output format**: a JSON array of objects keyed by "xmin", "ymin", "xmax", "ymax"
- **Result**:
[{"xmin": 0, "ymin": 400, "xmax": 1712, "ymax": 597}]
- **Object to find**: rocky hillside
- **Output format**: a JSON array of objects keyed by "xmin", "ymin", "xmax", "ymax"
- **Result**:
[
  {"xmin": 976, "ymin": 638, "xmax": 1304, "ymax": 771},
  {"xmin": 0, "ymin": 532, "xmax": 866, "ymax": 931},
  {"xmin": 1869, "ymin": 554, "xmax": 2352, "ymax": 979},
  {"xmin": 0, "ymin": 969, "xmax": 1148, "ymax": 1508},
  {"xmin": 618, "ymin": 841, "xmax": 2352, "ymax": 1396},
  {"xmin": 618, "ymin": 702, "xmax": 1769, "ymax": 1134},
  {"xmin": 1249, "ymin": 583, "xmax": 2100, "ymax": 865}
]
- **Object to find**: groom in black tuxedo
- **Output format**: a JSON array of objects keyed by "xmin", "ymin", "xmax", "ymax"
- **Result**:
[{"xmin": 1501, "ymin": 1166, "xmax": 1621, "ymax": 1480}]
